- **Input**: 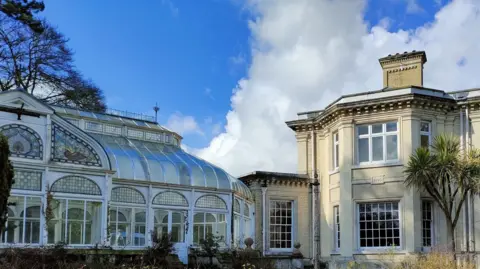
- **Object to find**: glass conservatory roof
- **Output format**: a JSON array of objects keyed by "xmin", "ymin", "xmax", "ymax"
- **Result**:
[
  {"xmin": 89, "ymin": 133, "xmax": 253, "ymax": 200},
  {"xmin": 52, "ymin": 106, "xmax": 171, "ymax": 132}
]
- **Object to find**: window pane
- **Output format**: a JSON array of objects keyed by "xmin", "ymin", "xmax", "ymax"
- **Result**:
[
  {"xmin": 335, "ymin": 144, "xmax": 339, "ymax": 168},
  {"xmin": 48, "ymin": 199, "xmax": 66, "ymax": 244},
  {"xmin": 153, "ymin": 209, "xmax": 168, "ymax": 244},
  {"xmin": 85, "ymin": 201, "xmax": 102, "ymax": 245},
  {"xmin": 269, "ymin": 201, "xmax": 292, "ymax": 249},
  {"xmin": 421, "ymin": 135, "xmax": 429, "ymax": 148},
  {"xmin": 422, "ymin": 201, "xmax": 433, "ymax": 247},
  {"xmin": 358, "ymin": 138, "xmax": 369, "ymax": 162},
  {"xmin": 133, "ymin": 209, "xmax": 146, "ymax": 246},
  {"xmin": 372, "ymin": 137, "xmax": 383, "ymax": 161},
  {"xmin": 386, "ymin": 135, "xmax": 398, "ymax": 160},
  {"xmin": 386, "ymin": 122, "xmax": 397, "ymax": 132},
  {"xmin": 358, "ymin": 126, "xmax": 368, "ymax": 135},
  {"xmin": 421, "ymin": 122, "xmax": 430, "ymax": 132},
  {"xmin": 358, "ymin": 202, "xmax": 400, "ymax": 248},
  {"xmin": 372, "ymin": 124, "xmax": 383, "ymax": 133},
  {"xmin": 171, "ymin": 211, "xmax": 186, "ymax": 243}
]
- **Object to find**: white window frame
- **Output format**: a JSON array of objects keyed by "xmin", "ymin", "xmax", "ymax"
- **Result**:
[
  {"xmin": 356, "ymin": 200, "xmax": 402, "ymax": 251},
  {"xmin": 268, "ymin": 200, "xmax": 294, "ymax": 252},
  {"xmin": 421, "ymin": 200, "xmax": 434, "ymax": 250},
  {"xmin": 47, "ymin": 197, "xmax": 103, "ymax": 246},
  {"xmin": 334, "ymin": 205, "xmax": 340, "ymax": 251},
  {"xmin": 109, "ymin": 205, "xmax": 148, "ymax": 247},
  {"xmin": 356, "ymin": 121, "xmax": 399, "ymax": 165},
  {"xmin": 1, "ymin": 195, "xmax": 43, "ymax": 245},
  {"xmin": 333, "ymin": 132, "xmax": 339, "ymax": 170},
  {"xmin": 420, "ymin": 121, "xmax": 431, "ymax": 148}
]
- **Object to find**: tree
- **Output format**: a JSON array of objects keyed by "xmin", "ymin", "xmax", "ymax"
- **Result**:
[
  {"xmin": 0, "ymin": 0, "xmax": 45, "ymax": 33},
  {"xmin": 404, "ymin": 134, "xmax": 480, "ymax": 254},
  {"xmin": 0, "ymin": 14, "xmax": 106, "ymax": 112},
  {"xmin": 0, "ymin": 133, "xmax": 14, "ymax": 236}
]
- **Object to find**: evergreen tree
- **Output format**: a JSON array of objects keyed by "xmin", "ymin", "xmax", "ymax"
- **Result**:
[
  {"xmin": 0, "ymin": 133, "xmax": 13, "ymax": 235},
  {"xmin": 0, "ymin": 0, "xmax": 45, "ymax": 33}
]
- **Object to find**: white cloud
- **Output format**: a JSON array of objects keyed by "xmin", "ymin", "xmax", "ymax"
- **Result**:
[
  {"xmin": 166, "ymin": 113, "xmax": 203, "ymax": 136},
  {"xmin": 194, "ymin": 0, "xmax": 480, "ymax": 177}
]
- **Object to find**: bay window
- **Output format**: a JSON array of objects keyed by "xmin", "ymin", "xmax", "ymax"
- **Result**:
[
  {"xmin": 357, "ymin": 122, "xmax": 398, "ymax": 164},
  {"xmin": 358, "ymin": 201, "xmax": 400, "ymax": 248},
  {"xmin": 269, "ymin": 200, "xmax": 293, "ymax": 250}
]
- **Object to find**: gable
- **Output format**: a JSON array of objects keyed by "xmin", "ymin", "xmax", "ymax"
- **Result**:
[{"xmin": 0, "ymin": 90, "xmax": 54, "ymax": 115}]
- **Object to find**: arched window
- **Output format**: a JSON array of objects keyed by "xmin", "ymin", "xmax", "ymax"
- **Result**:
[
  {"xmin": 111, "ymin": 187, "xmax": 145, "ymax": 204},
  {"xmin": 195, "ymin": 195, "xmax": 227, "ymax": 210},
  {"xmin": 0, "ymin": 124, "xmax": 43, "ymax": 159},
  {"xmin": 51, "ymin": 176, "xmax": 101, "ymax": 196},
  {"xmin": 153, "ymin": 191, "xmax": 188, "ymax": 207},
  {"xmin": 47, "ymin": 182, "xmax": 102, "ymax": 246},
  {"xmin": 110, "ymin": 186, "xmax": 147, "ymax": 247},
  {"xmin": 233, "ymin": 199, "xmax": 241, "ymax": 214},
  {"xmin": 244, "ymin": 204, "xmax": 250, "ymax": 217}
]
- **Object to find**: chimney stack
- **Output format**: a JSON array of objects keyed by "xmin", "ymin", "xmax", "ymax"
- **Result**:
[{"xmin": 379, "ymin": 50, "xmax": 427, "ymax": 88}]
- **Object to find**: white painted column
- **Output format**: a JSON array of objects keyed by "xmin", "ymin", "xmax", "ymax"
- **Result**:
[
  {"xmin": 102, "ymin": 173, "xmax": 111, "ymax": 246},
  {"xmin": 146, "ymin": 185, "xmax": 153, "ymax": 246},
  {"xmin": 187, "ymin": 190, "xmax": 195, "ymax": 246},
  {"xmin": 261, "ymin": 186, "xmax": 267, "ymax": 255}
]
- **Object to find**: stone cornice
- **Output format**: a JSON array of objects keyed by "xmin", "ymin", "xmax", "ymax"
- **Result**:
[{"xmin": 287, "ymin": 93, "xmax": 456, "ymax": 133}]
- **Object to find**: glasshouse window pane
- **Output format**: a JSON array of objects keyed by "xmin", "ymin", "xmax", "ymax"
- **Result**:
[
  {"xmin": 193, "ymin": 213, "xmax": 227, "ymax": 245},
  {"xmin": 244, "ymin": 218, "xmax": 251, "ymax": 239},
  {"xmin": 191, "ymin": 166, "xmax": 205, "ymax": 187},
  {"xmin": 20, "ymin": 204, "xmax": 41, "ymax": 244},
  {"xmin": 48, "ymin": 199, "xmax": 66, "ymax": 244},
  {"xmin": 233, "ymin": 200, "xmax": 241, "ymax": 214},
  {"xmin": 195, "ymin": 195, "xmax": 227, "ymax": 210},
  {"xmin": 111, "ymin": 187, "xmax": 146, "ymax": 204},
  {"xmin": 6, "ymin": 196, "xmax": 41, "ymax": 244},
  {"xmin": 85, "ymin": 201, "xmax": 102, "ymax": 245},
  {"xmin": 64, "ymin": 200, "xmax": 87, "ymax": 245},
  {"xmin": 234, "ymin": 215, "xmax": 241, "ymax": 246},
  {"xmin": 111, "ymin": 207, "xmax": 132, "ymax": 246},
  {"xmin": 2, "ymin": 208, "xmax": 15, "ymax": 243},
  {"xmin": 153, "ymin": 209, "xmax": 168, "ymax": 241},
  {"xmin": 171, "ymin": 211, "xmax": 186, "ymax": 243},
  {"xmin": 134, "ymin": 209, "xmax": 147, "ymax": 246},
  {"xmin": 153, "ymin": 192, "xmax": 188, "ymax": 207}
]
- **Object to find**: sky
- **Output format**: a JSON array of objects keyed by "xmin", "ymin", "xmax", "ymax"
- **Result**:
[{"xmin": 41, "ymin": 0, "xmax": 480, "ymax": 176}]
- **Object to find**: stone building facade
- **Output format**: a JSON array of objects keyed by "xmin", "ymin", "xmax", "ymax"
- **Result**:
[{"xmin": 242, "ymin": 51, "xmax": 480, "ymax": 268}]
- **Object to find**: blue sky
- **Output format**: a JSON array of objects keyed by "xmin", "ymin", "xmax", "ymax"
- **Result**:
[{"xmin": 41, "ymin": 0, "xmax": 449, "ymax": 149}]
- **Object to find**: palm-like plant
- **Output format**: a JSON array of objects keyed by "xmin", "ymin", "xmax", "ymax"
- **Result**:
[{"xmin": 405, "ymin": 134, "xmax": 480, "ymax": 254}]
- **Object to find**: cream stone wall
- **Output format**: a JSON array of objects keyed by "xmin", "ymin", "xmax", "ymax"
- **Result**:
[{"xmin": 292, "ymin": 106, "xmax": 478, "ymax": 265}]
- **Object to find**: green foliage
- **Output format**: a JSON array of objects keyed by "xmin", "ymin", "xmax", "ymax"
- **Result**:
[
  {"xmin": 143, "ymin": 230, "xmax": 175, "ymax": 267},
  {"xmin": 404, "ymin": 134, "xmax": 480, "ymax": 252},
  {"xmin": 0, "ymin": 133, "xmax": 14, "ymax": 235},
  {"xmin": 199, "ymin": 233, "xmax": 223, "ymax": 264},
  {"xmin": 0, "ymin": 0, "xmax": 44, "ymax": 33}
]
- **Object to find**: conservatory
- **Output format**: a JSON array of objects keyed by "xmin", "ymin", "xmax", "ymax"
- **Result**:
[{"xmin": 0, "ymin": 89, "xmax": 254, "ymax": 264}]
